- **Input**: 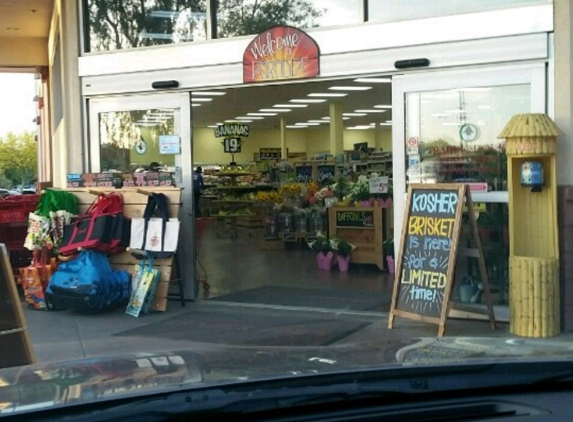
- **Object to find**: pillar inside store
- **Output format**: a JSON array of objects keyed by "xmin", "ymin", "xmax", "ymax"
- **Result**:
[
  {"xmin": 375, "ymin": 123, "xmax": 384, "ymax": 150},
  {"xmin": 280, "ymin": 117, "xmax": 287, "ymax": 159},
  {"xmin": 329, "ymin": 102, "xmax": 344, "ymax": 156}
]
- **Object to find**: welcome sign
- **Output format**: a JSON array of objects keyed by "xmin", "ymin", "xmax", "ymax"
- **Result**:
[{"xmin": 243, "ymin": 26, "xmax": 320, "ymax": 83}]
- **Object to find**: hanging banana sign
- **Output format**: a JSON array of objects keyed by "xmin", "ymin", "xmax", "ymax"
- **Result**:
[
  {"xmin": 243, "ymin": 26, "xmax": 320, "ymax": 83},
  {"xmin": 214, "ymin": 123, "xmax": 249, "ymax": 155}
]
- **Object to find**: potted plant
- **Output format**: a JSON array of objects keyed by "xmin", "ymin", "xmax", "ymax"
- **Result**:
[
  {"xmin": 308, "ymin": 232, "xmax": 334, "ymax": 270},
  {"xmin": 350, "ymin": 175, "xmax": 372, "ymax": 207},
  {"xmin": 330, "ymin": 237, "xmax": 356, "ymax": 272},
  {"xmin": 383, "ymin": 237, "xmax": 395, "ymax": 274}
]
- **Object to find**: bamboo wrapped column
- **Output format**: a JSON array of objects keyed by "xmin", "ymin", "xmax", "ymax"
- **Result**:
[{"xmin": 499, "ymin": 114, "xmax": 562, "ymax": 338}]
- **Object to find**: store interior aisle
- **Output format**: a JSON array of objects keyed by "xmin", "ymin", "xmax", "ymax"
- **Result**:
[{"xmin": 196, "ymin": 225, "xmax": 394, "ymax": 312}]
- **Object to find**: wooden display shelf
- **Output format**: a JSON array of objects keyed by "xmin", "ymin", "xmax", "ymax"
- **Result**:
[
  {"xmin": 67, "ymin": 187, "xmax": 182, "ymax": 312},
  {"xmin": 328, "ymin": 205, "xmax": 384, "ymax": 270}
]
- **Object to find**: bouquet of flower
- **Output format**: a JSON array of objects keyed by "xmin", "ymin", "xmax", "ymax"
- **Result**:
[
  {"xmin": 350, "ymin": 175, "xmax": 371, "ymax": 202},
  {"xmin": 330, "ymin": 237, "xmax": 356, "ymax": 257}
]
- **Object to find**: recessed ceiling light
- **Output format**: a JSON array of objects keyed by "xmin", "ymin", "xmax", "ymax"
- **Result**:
[
  {"xmin": 308, "ymin": 93, "xmax": 348, "ymax": 97},
  {"xmin": 296, "ymin": 122, "xmax": 320, "ymax": 126},
  {"xmin": 321, "ymin": 117, "xmax": 330, "ymax": 120},
  {"xmin": 236, "ymin": 116, "xmax": 264, "ymax": 120},
  {"xmin": 207, "ymin": 125, "xmax": 218, "ymax": 128},
  {"xmin": 343, "ymin": 117, "xmax": 350, "ymax": 120},
  {"xmin": 354, "ymin": 77, "xmax": 392, "ymax": 83},
  {"xmin": 191, "ymin": 98, "xmax": 212, "ymax": 102},
  {"xmin": 329, "ymin": 86, "xmax": 372, "ymax": 91},
  {"xmin": 379, "ymin": 123, "xmax": 392, "ymax": 126},
  {"xmin": 191, "ymin": 104, "xmax": 202, "ymax": 107},
  {"xmin": 307, "ymin": 120, "xmax": 327, "ymax": 123},
  {"xmin": 286, "ymin": 125, "xmax": 307, "ymax": 129},
  {"xmin": 193, "ymin": 91, "xmax": 226, "ymax": 96},
  {"xmin": 290, "ymin": 99, "xmax": 327, "ymax": 103},
  {"xmin": 260, "ymin": 108, "xmax": 291, "ymax": 112},
  {"xmin": 374, "ymin": 105, "xmax": 392, "ymax": 109},
  {"xmin": 347, "ymin": 126, "xmax": 374, "ymax": 130},
  {"xmin": 275, "ymin": 104, "xmax": 308, "ymax": 108},
  {"xmin": 343, "ymin": 113, "xmax": 367, "ymax": 117},
  {"xmin": 215, "ymin": 122, "xmax": 223, "ymax": 125},
  {"xmin": 234, "ymin": 119, "xmax": 253, "ymax": 122},
  {"xmin": 247, "ymin": 112, "xmax": 277, "ymax": 116},
  {"xmin": 355, "ymin": 109, "xmax": 387, "ymax": 113}
]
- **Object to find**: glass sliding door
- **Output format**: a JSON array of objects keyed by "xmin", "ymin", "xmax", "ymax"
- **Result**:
[
  {"xmin": 393, "ymin": 63, "xmax": 546, "ymax": 307},
  {"xmin": 88, "ymin": 92, "xmax": 196, "ymax": 299}
]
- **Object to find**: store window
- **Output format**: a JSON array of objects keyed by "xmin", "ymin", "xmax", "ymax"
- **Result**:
[
  {"xmin": 99, "ymin": 109, "xmax": 176, "ymax": 172},
  {"xmin": 82, "ymin": 0, "xmax": 207, "ymax": 53},
  {"xmin": 368, "ymin": 0, "xmax": 551, "ymax": 24},
  {"xmin": 215, "ymin": 0, "xmax": 363, "ymax": 38}
]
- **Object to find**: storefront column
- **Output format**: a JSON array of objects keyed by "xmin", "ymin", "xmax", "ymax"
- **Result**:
[
  {"xmin": 280, "ymin": 117, "xmax": 287, "ymax": 159},
  {"xmin": 329, "ymin": 102, "xmax": 344, "ymax": 156},
  {"xmin": 554, "ymin": 0, "xmax": 573, "ymax": 332}
]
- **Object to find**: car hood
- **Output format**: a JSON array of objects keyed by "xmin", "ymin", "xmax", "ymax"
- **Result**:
[{"xmin": 1, "ymin": 336, "xmax": 573, "ymax": 414}]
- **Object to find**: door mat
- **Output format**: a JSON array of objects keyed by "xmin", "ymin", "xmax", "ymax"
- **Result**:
[
  {"xmin": 115, "ymin": 309, "xmax": 371, "ymax": 347},
  {"xmin": 208, "ymin": 286, "xmax": 391, "ymax": 312}
]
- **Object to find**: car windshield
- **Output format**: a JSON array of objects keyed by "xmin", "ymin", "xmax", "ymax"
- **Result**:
[{"xmin": 0, "ymin": 0, "xmax": 571, "ymax": 418}]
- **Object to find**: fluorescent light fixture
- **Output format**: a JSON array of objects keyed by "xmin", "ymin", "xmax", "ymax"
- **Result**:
[
  {"xmin": 379, "ymin": 123, "xmax": 392, "ymax": 126},
  {"xmin": 236, "ymin": 116, "xmax": 264, "ymax": 120},
  {"xmin": 193, "ymin": 91, "xmax": 226, "ymax": 96},
  {"xmin": 207, "ymin": 125, "xmax": 218, "ymax": 128},
  {"xmin": 343, "ymin": 113, "xmax": 367, "ymax": 117},
  {"xmin": 260, "ymin": 108, "xmax": 291, "ymax": 112},
  {"xmin": 355, "ymin": 109, "xmax": 387, "ymax": 113},
  {"xmin": 307, "ymin": 120, "xmax": 327, "ymax": 123},
  {"xmin": 191, "ymin": 104, "xmax": 201, "ymax": 107},
  {"xmin": 348, "ymin": 125, "xmax": 374, "ymax": 130},
  {"xmin": 191, "ymin": 98, "xmax": 213, "ymax": 102},
  {"xmin": 308, "ymin": 93, "xmax": 347, "ymax": 97},
  {"xmin": 354, "ymin": 77, "xmax": 392, "ymax": 83},
  {"xmin": 321, "ymin": 117, "xmax": 330, "ymax": 120},
  {"xmin": 296, "ymin": 122, "xmax": 320, "ymax": 126},
  {"xmin": 234, "ymin": 119, "xmax": 254, "ymax": 122},
  {"xmin": 386, "ymin": 120, "xmax": 392, "ymax": 123},
  {"xmin": 286, "ymin": 125, "xmax": 307, "ymax": 129},
  {"xmin": 275, "ymin": 104, "xmax": 308, "ymax": 108},
  {"xmin": 329, "ymin": 86, "xmax": 372, "ymax": 91},
  {"xmin": 290, "ymin": 99, "xmax": 327, "ymax": 103},
  {"xmin": 343, "ymin": 117, "xmax": 350, "ymax": 120},
  {"xmin": 373, "ymin": 105, "xmax": 392, "ymax": 109},
  {"xmin": 247, "ymin": 112, "xmax": 277, "ymax": 116}
]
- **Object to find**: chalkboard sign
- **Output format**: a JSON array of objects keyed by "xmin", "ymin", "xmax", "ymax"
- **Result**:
[
  {"xmin": 395, "ymin": 186, "xmax": 461, "ymax": 318},
  {"xmin": 388, "ymin": 184, "xmax": 496, "ymax": 336},
  {"xmin": 336, "ymin": 210, "xmax": 374, "ymax": 228},
  {"xmin": 317, "ymin": 164, "xmax": 335, "ymax": 183},
  {"xmin": 295, "ymin": 165, "xmax": 313, "ymax": 182}
]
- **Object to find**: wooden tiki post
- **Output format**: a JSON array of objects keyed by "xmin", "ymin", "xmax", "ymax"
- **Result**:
[{"xmin": 498, "ymin": 114, "xmax": 562, "ymax": 337}]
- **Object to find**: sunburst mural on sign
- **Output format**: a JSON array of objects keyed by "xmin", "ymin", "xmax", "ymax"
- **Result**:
[{"xmin": 243, "ymin": 26, "xmax": 320, "ymax": 83}]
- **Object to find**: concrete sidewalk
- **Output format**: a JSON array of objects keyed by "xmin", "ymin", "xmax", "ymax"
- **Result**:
[{"xmin": 22, "ymin": 299, "xmax": 533, "ymax": 365}]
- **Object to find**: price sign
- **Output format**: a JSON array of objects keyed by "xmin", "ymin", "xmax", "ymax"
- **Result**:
[
  {"xmin": 369, "ymin": 176, "xmax": 389, "ymax": 194},
  {"xmin": 317, "ymin": 165, "xmax": 335, "ymax": 183},
  {"xmin": 223, "ymin": 138, "xmax": 242, "ymax": 153},
  {"xmin": 295, "ymin": 165, "xmax": 313, "ymax": 182}
]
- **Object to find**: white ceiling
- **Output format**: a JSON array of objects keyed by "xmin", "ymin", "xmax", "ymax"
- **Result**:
[
  {"xmin": 191, "ymin": 76, "xmax": 393, "ymax": 130},
  {"xmin": 0, "ymin": 0, "xmax": 53, "ymax": 38}
]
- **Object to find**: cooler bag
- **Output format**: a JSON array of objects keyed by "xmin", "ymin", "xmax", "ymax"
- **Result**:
[
  {"xmin": 60, "ymin": 192, "xmax": 129, "ymax": 255},
  {"xmin": 46, "ymin": 250, "xmax": 131, "ymax": 312}
]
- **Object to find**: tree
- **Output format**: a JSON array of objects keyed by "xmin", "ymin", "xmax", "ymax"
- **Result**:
[
  {"xmin": 216, "ymin": 0, "xmax": 323, "ymax": 37},
  {"xmin": 0, "ymin": 131, "xmax": 37, "ymax": 187},
  {"xmin": 84, "ymin": 0, "xmax": 322, "ymax": 51},
  {"xmin": 86, "ymin": 0, "xmax": 208, "ymax": 51}
]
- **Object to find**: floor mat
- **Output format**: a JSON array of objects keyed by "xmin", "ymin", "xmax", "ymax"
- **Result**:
[
  {"xmin": 115, "ymin": 309, "xmax": 371, "ymax": 347},
  {"xmin": 208, "ymin": 286, "xmax": 391, "ymax": 312}
]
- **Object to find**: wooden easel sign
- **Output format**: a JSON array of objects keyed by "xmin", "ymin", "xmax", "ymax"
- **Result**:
[{"xmin": 388, "ymin": 184, "xmax": 496, "ymax": 336}]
